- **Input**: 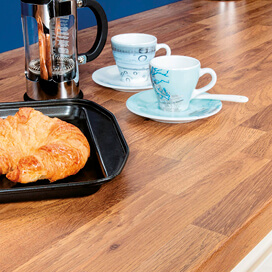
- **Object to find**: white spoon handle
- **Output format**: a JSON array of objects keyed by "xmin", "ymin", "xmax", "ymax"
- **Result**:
[{"xmin": 196, "ymin": 93, "xmax": 249, "ymax": 103}]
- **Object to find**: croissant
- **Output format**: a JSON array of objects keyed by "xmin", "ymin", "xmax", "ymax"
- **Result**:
[{"xmin": 0, "ymin": 108, "xmax": 90, "ymax": 183}]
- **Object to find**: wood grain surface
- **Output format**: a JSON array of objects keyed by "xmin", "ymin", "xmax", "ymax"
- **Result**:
[{"xmin": 1, "ymin": 0, "xmax": 272, "ymax": 271}]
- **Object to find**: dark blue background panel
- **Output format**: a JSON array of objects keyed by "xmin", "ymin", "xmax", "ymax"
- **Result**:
[{"xmin": 0, "ymin": 0, "xmax": 180, "ymax": 53}]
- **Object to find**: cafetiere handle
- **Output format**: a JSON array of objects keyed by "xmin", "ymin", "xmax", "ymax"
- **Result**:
[{"xmin": 78, "ymin": 0, "xmax": 108, "ymax": 64}]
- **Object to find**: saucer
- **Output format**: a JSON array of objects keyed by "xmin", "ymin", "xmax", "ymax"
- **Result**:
[
  {"xmin": 126, "ymin": 89, "xmax": 222, "ymax": 123},
  {"xmin": 92, "ymin": 65, "xmax": 153, "ymax": 92}
]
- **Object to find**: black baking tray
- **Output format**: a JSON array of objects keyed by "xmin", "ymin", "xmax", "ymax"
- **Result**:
[{"xmin": 0, "ymin": 99, "xmax": 129, "ymax": 202}]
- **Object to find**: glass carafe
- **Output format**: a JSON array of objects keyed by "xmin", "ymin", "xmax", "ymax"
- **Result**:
[{"xmin": 21, "ymin": 0, "xmax": 108, "ymax": 100}]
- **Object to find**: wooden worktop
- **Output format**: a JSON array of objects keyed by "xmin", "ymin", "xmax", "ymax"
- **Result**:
[{"xmin": 1, "ymin": 0, "xmax": 272, "ymax": 271}]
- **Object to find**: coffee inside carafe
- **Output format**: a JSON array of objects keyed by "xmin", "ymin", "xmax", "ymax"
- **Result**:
[{"xmin": 27, "ymin": 14, "xmax": 77, "ymax": 82}]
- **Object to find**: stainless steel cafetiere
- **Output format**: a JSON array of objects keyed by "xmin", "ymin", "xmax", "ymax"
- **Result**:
[{"xmin": 21, "ymin": 0, "xmax": 108, "ymax": 100}]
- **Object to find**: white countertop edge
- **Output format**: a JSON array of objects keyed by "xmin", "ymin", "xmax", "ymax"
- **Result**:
[{"xmin": 231, "ymin": 230, "xmax": 272, "ymax": 272}]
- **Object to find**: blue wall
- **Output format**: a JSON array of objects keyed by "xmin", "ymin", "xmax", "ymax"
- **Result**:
[{"xmin": 0, "ymin": 0, "xmax": 180, "ymax": 53}]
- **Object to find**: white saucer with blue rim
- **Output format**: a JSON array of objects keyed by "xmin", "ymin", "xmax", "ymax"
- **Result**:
[
  {"xmin": 92, "ymin": 65, "xmax": 153, "ymax": 92},
  {"xmin": 126, "ymin": 89, "xmax": 222, "ymax": 123}
]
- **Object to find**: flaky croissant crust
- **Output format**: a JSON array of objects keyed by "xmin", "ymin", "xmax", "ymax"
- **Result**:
[{"xmin": 0, "ymin": 107, "xmax": 90, "ymax": 183}]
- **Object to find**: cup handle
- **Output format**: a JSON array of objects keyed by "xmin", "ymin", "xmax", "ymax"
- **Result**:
[
  {"xmin": 191, "ymin": 68, "xmax": 217, "ymax": 98},
  {"xmin": 156, "ymin": 43, "xmax": 171, "ymax": 56}
]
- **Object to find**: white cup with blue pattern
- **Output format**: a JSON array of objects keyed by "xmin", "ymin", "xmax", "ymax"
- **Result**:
[
  {"xmin": 149, "ymin": 55, "xmax": 217, "ymax": 111},
  {"xmin": 111, "ymin": 33, "xmax": 171, "ymax": 84}
]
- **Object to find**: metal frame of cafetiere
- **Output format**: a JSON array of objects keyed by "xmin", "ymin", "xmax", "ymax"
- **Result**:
[{"xmin": 21, "ymin": 0, "xmax": 108, "ymax": 100}]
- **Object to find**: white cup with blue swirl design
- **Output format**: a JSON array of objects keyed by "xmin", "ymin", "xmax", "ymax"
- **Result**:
[
  {"xmin": 111, "ymin": 33, "xmax": 171, "ymax": 84},
  {"xmin": 149, "ymin": 55, "xmax": 217, "ymax": 112}
]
